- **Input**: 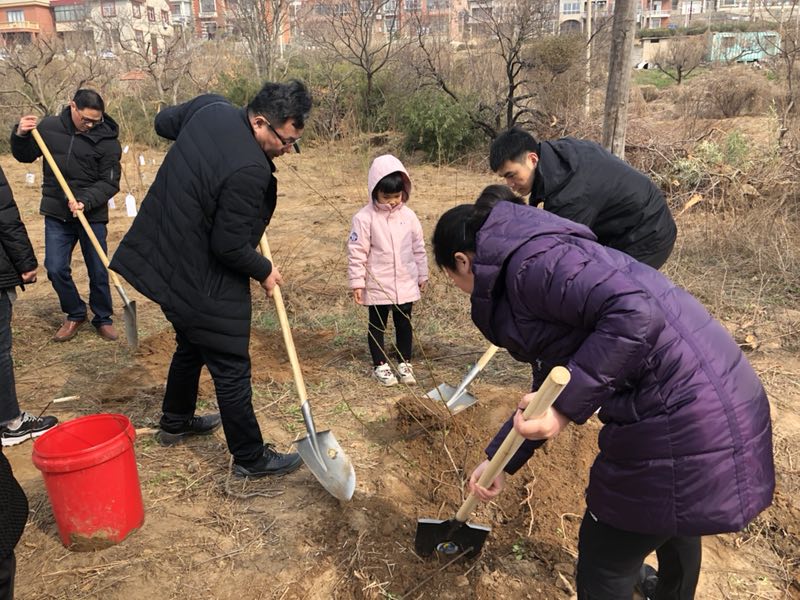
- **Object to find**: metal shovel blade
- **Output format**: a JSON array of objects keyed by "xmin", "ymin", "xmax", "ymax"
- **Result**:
[
  {"xmin": 294, "ymin": 430, "xmax": 356, "ymax": 501},
  {"xmin": 425, "ymin": 383, "xmax": 477, "ymax": 415},
  {"xmin": 122, "ymin": 299, "xmax": 138, "ymax": 350},
  {"xmin": 414, "ymin": 517, "xmax": 491, "ymax": 559}
]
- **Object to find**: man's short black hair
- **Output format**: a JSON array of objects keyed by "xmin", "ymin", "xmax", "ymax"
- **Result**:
[
  {"xmin": 373, "ymin": 172, "xmax": 405, "ymax": 200},
  {"xmin": 73, "ymin": 89, "xmax": 105, "ymax": 112},
  {"xmin": 247, "ymin": 79, "xmax": 312, "ymax": 128},
  {"xmin": 489, "ymin": 127, "xmax": 538, "ymax": 172}
]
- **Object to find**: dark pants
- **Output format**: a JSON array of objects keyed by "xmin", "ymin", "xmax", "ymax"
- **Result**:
[
  {"xmin": 576, "ymin": 510, "xmax": 701, "ymax": 600},
  {"xmin": 161, "ymin": 327, "xmax": 264, "ymax": 463},
  {"xmin": 0, "ymin": 291, "xmax": 20, "ymax": 426},
  {"xmin": 44, "ymin": 216, "xmax": 113, "ymax": 327},
  {"xmin": 0, "ymin": 553, "xmax": 15, "ymax": 600},
  {"xmin": 367, "ymin": 303, "xmax": 413, "ymax": 366}
]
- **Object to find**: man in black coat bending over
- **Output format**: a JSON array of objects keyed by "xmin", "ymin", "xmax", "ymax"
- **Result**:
[
  {"xmin": 110, "ymin": 80, "xmax": 312, "ymax": 478},
  {"xmin": 11, "ymin": 89, "xmax": 122, "ymax": 342},
  {"xmin": 489, "ymin": 127, "xmax": 677, "ymax": 269}
]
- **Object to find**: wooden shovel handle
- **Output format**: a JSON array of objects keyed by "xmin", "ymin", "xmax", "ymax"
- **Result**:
[
  {"xmin": 475, "ymin": 344, "xmax": 500, "ymax": 371},
  {"xmin": 30, "ymin": 129, "xmax": 122, "ymax": 286},
  {"xmin": 258, "ymin": 234, "xmax": 309, "ymax": 405},
  {"xmin": 455, "ymin": 366, "xmax": 570, "ymax": 522}
]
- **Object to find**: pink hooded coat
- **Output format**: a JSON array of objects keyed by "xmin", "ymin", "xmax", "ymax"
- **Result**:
[{"xmin": 347, "ymin": 155, "xmax": 429, "ymax": 306}]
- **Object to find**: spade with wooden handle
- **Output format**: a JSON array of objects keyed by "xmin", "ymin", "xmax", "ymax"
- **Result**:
[
  {"xmin": 414, "ymin": 366, "xmax": 571, "ymax": 559},
  {"xmin": 258, "ymin": 233, "xmax": 356, "ymax": 501}
]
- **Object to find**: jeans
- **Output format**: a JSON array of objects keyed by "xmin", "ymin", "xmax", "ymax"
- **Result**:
[
  {"xmin": 367, "ymin": 303, "xmax": 413, "ymax": 366},
  {"xmin": 0, "ymin": 291, "xmax": 20, "ymax": 426},
  {"xmin": 576, "ymin": 510, "xmax": 702, "ymax": 600},
  {"xmin": 161, "ymin": 326, "xmax": 264, "ymax": 463},
  {"xmin": 44, "ymin": 216, "xmax": 113, "ymax": 326}
]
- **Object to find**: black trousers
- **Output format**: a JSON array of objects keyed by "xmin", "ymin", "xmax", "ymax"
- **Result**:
[
  {"xmin": 0, "ymin": 553, "xmax": 15, "ymax": 600},
  {"xmin": 576, "ymin": 510, "xmax": 701, "ymax": 600},
  {"xmin": 367, "ymin": 303, "xmax": 413, "ymax": 366},
  {"xmin": 161, "ymin": 327, "xmax": 264, "ymax": 464}
]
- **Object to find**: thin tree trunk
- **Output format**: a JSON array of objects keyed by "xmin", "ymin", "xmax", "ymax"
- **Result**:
[{"xmin": 602, "ymin": 0, "xmax": 636, "ymax": 159}]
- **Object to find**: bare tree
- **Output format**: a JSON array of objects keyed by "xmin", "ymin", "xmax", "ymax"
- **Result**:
[
  {"xmin": 107, "ymin": 19, "xmax": 195, "ymax": 109},
  {"xmin": 602, "ymin": 0, "xmax": 636, "ymax": 158},
  {"xmin": 228, "ymin": 0, "xmax": 289, "ymax": 80},
  {"xmin": 653, "ymin": 34, "xmax": 707, "ymax": 84},
  {"xmin": 0, "ymin": 36, "xmax": 111, "ymax": 115},
  {"xmin": 411, "ymin": 0, "xmax": 554, "ymax": 137},
  {"xmin": 300, "ymin": 0, "xmax": 408, "ymax": 127},
  {"xmin": 758, "ymin": 1, "xmax": 800, "ymax": 144}
]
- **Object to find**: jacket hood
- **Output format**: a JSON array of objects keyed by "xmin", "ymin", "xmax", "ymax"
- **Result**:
[
  {"xmin": 367, "ymin": 154, "xmax": 412, "ymax": 204},
  {"xmin": 472, "ymin": 201, "xmax": 597, "ymax": 312},
  {"xmin": 59, "ymin": 105, "xmax": 120, "ymax": 143},
  {"xmin": 530, "ymin": 138, "xmax": 579, "ymax": 200},
  {"xmin": 475, "ymin": 201, "xmax": 596, "ymax": 273}
]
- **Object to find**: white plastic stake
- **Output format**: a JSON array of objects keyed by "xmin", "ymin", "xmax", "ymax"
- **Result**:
[{"xmin": 125, "ymin": 194, "xmax": 137, "ymax": 217}]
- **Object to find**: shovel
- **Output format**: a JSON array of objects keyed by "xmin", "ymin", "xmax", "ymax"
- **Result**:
[
  {"xmin": 31, "ymin": 129, "xmax": 138, "ymax": 351},
  {"xmin": 258, "ymin": 234, "xmax": 356, "ymax": 501},
  {"xmin": 415, "ymin": 365, "xmax": 571, "ymax": 559},
  {"xmin": 427, "ymin": 345, "xmax": 499, "ymax": 414}
]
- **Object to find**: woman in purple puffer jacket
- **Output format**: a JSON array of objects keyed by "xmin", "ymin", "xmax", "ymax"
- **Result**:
[{"xmin": 431, "ymin": 185, "xmax": 775, "ymax": 600}]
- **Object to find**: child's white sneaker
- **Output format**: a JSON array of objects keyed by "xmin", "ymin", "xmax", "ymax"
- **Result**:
[
  {"xmin": 373, "ymin": 364, "xmax": 398, "ymax": 387},
  {"xmin": 397, "ymin": 362, "xmax": 416, "ymax": 385}
]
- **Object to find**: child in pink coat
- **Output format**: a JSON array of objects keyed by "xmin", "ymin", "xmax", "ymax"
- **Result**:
[{"xmin": 348, "ymin": 155, "xmax": 429, "ymax": 386}]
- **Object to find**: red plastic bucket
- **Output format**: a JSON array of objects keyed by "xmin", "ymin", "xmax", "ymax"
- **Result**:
[{"xmin": 32, "ymin": 413, "xmax": 144, "ymax": 550}]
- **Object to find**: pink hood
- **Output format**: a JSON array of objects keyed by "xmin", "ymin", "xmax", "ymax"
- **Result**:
[{"xmin": 367, "ymin": 154, "xmax": 412, "ymax": 204}]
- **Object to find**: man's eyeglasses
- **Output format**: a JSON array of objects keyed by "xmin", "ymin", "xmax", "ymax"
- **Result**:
[
  {"xmin": 76, "ymin": 110, "xmax": 104, "ymax": 127},
  {"xmin": 264, "ymin": 119, "xmax": 301, "ymax": 153}
]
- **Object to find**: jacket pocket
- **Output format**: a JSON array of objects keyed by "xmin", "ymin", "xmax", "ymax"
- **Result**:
[{"xmin": 204, "ymin": 268, "xmax": 224, "ymax": 298}]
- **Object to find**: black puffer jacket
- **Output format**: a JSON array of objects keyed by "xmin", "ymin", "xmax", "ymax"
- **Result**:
[
  {"xmin": 0, "ymin": 450, "xmax": 28, "ymax": 561},
  {"xmin": 0, "ymin": 164, "xmax": 38, "ymax": 290},
  {"xmin": 110, "ymin": 95, "xmax": 275, "ymax": 357},
  {"xmin": 10, "ymin": 106, "xmax": 122, "ymax": 223},
  {"xmin": 530, "ymin": 137, "xmax": 677, "ymax": 267}
]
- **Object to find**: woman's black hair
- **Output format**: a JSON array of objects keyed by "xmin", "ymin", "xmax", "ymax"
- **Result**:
[
  {"xmin": 432, "ymin": 185, "xmax": 526, "ymax": 270},
  {"xmin": 373, "ymin": 172, "xmax": 405, "ymax": 199}
]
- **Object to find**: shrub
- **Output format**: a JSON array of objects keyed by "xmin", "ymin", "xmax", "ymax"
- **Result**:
[
  {"xmin": 399, "ymin": 90, "xmax": 482, "ymax": 163},
  {"xmin": 706, "ymin": 72, "xmax": 759, "ymax": 117}
]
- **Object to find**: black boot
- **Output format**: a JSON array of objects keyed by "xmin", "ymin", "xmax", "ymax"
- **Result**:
[
  {"xmin": 635, "ymin": 564, "xmax": 659, "ymax": 600},
  {"xmin": 157, "ymin": 414, "xmax": 222, "ymax": 446},
  {"xmin": 233, "ymin": 444, "xmax": 303, "ymax": 478}
]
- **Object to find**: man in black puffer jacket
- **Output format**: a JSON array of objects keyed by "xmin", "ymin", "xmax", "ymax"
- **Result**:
[
  {"xmin": 111, "ymin": 81, "xmax": 312, "ymax": 479},
  {"xmin": 0, "ymin": 165, "xmax": 58, "ymax": 448},
  {"xmin": 11, "ymin": 89, "xmax": 122, "ymax": 343},
  {"xmin": 489, "ymin": 127, "xmax": 677, "ymax": 269}
]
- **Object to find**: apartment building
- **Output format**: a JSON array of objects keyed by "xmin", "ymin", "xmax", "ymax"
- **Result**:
[
  {"xmin": 639, "ymin": 0, "xmax": 672, "ymax": 28},
  {"xmin": 0, "ymin": 0, "xmax": 54, "ymax": 45},
  {"xmin": 559, "ymin": 0, "xmax": 612, "ymax": 34},
  {"xmin": 52, "ymin": 0, "xmax": 175, "ymax": 53}
]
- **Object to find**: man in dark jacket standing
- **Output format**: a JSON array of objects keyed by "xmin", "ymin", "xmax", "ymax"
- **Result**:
[
  {"xmin": 489, "ymin": 127, "xmax": 677, "ymax": 269},
  {"xmin": 0, "ymin": 164, "xmax": 57, "ymax": 446},
  {"xmin": 11, "ymin": 89, "xmax": 122, "ymax": 342},
  {"xmin": 111, "ymin": 81, "xmax": 312, "ymax": 478}
]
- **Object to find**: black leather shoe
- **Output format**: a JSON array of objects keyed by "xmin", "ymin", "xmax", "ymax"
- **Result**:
[
  {"xmin": 635, "ymin": 564, "xmax": 658, "ymax": 600},
  {"xmin": 233, "ymin": 444, "xmax": 303, "ymax": 478},
  {"xmin": 157, "ymin": 414, "xmax": 222, "ymax": 446}
]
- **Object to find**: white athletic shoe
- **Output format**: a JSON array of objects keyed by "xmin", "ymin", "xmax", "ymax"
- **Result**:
[
  {"xmin": 373, "ymin": 364, "xmax": 398, "ymax": 387},
  {"xmin": 397, "ymin": 362, "xmax": 416, "ymax": 385}
]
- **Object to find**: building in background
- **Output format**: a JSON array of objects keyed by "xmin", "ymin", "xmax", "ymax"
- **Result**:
[
  {"xmin": 51, "ymin": 0, "xmax": 175, "ymax": 54},
  {"xmin": 0, "ymin": 0, "xmax": 55, "ymax": 45}
]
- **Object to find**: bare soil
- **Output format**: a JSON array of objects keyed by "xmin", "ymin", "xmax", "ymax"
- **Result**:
[{"xmin": 2, "ymin": 135, "xmax": 798, "ymax": 599}]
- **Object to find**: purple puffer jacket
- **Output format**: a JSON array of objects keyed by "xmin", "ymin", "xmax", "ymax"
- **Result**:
[{"xmin": 476, "ymin": 202, "xmax": 774, "ymax": 536}]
